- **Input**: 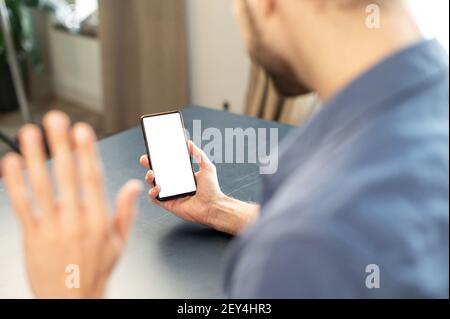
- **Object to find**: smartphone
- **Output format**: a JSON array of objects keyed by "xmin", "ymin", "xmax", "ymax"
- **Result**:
[{"xmin": 140, "ymin": 111, "xmax": 197, "ymax": 201}]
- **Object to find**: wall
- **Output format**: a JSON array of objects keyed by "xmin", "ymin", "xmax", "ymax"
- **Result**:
[
  {"xmin": 98, "ymin": 0, "xmax": 188, "ymax": 133},
  {"xmin": 48, "ymin": 22, "xmax": 104, "ymax": 113},
  {"xmin": 186, "ymin": 0, "xmax": 250, "ymax": 114},
  {"xmin": 46, "ymin": 1, "xmax": 251, "ymax": 115}
]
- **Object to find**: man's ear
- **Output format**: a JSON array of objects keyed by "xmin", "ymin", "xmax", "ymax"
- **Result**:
[
  {"xmin": 263, "ymin": 0, "xmax": 276, "ymax": 17},
  {"xmin": 249, "ymin": 0, "xmax": 276, "ymax": 18}
]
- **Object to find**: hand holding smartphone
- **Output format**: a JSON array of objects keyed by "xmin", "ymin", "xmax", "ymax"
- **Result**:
[
  {"xmin": 139, "ymin": 112, "xmax": 258, "ymax": 235},
  {"xmin": 140, "ymin": 111, "xmax": 197, "ymax": 201}
]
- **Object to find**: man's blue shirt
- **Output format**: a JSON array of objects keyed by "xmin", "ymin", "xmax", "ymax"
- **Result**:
[{"xmin": 225, "ymin": 40, "xmax": 449, "ymax": 298}]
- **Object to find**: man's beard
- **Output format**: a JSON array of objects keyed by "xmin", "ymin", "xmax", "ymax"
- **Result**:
[{"xmin": 256, "ymin": 52, "xmax": 312, "ymax": 97}]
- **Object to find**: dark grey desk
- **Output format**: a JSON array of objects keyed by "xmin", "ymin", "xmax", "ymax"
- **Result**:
[{"xmin": 0, "ymin": 106, "xmax": 292, "ymax": 298}]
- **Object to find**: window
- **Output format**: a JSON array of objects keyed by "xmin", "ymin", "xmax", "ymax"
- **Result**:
[
  {"xmin": 51, "ymin": 0, "xmax": 98, "ymax": 31},
  {"xmin": 74, "ymin": 0, "xmax": 98, "ymax": 23},
  {"xmin": 407, "ymin": 0, "xmax": 449, "ymax": 52}
]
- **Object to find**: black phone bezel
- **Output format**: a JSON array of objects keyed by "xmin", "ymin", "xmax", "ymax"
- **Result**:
[{"xmin": 140, "ymin": 111, "xmax": 197, "ymax": 202}]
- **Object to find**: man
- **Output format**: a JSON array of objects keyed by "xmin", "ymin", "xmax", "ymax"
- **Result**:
[{"xmin": 1, "ymin": 0, "xmax": 448, "ymax": 298}]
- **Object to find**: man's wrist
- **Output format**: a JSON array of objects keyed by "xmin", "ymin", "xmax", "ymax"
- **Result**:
[{"xmin": 207, "ymin": 194, "xmax": 259, "ymax": 235}]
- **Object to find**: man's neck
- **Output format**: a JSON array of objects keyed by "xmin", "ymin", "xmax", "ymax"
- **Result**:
[{"xmin": 294, "ymin": 6, "xmax": 423, "ymax": 101}]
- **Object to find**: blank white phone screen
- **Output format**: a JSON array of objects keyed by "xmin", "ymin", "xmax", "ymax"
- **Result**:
[{"xmin": 142, "ymin": 113, "xmax": 196, "ymax": 199}]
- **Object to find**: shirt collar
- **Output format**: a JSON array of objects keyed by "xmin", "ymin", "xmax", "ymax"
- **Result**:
[{"xmin": 302, "ymin": 39, "xmax": 449, "ymax": 142}]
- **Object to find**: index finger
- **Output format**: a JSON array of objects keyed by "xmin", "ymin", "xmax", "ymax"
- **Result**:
[{"xmin": 140, "ymin": 155, "xmax": 150, "ymax": 169}]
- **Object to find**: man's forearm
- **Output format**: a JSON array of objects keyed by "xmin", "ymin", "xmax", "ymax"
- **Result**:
[{"xmin": 207, "ymin": 195, "xmax": 260, "ymax": 235}]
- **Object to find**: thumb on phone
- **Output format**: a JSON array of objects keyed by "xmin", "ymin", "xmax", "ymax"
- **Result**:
[{"xmin": 188, "ymin": 141, "xmax": 215, "ymax": 172}]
